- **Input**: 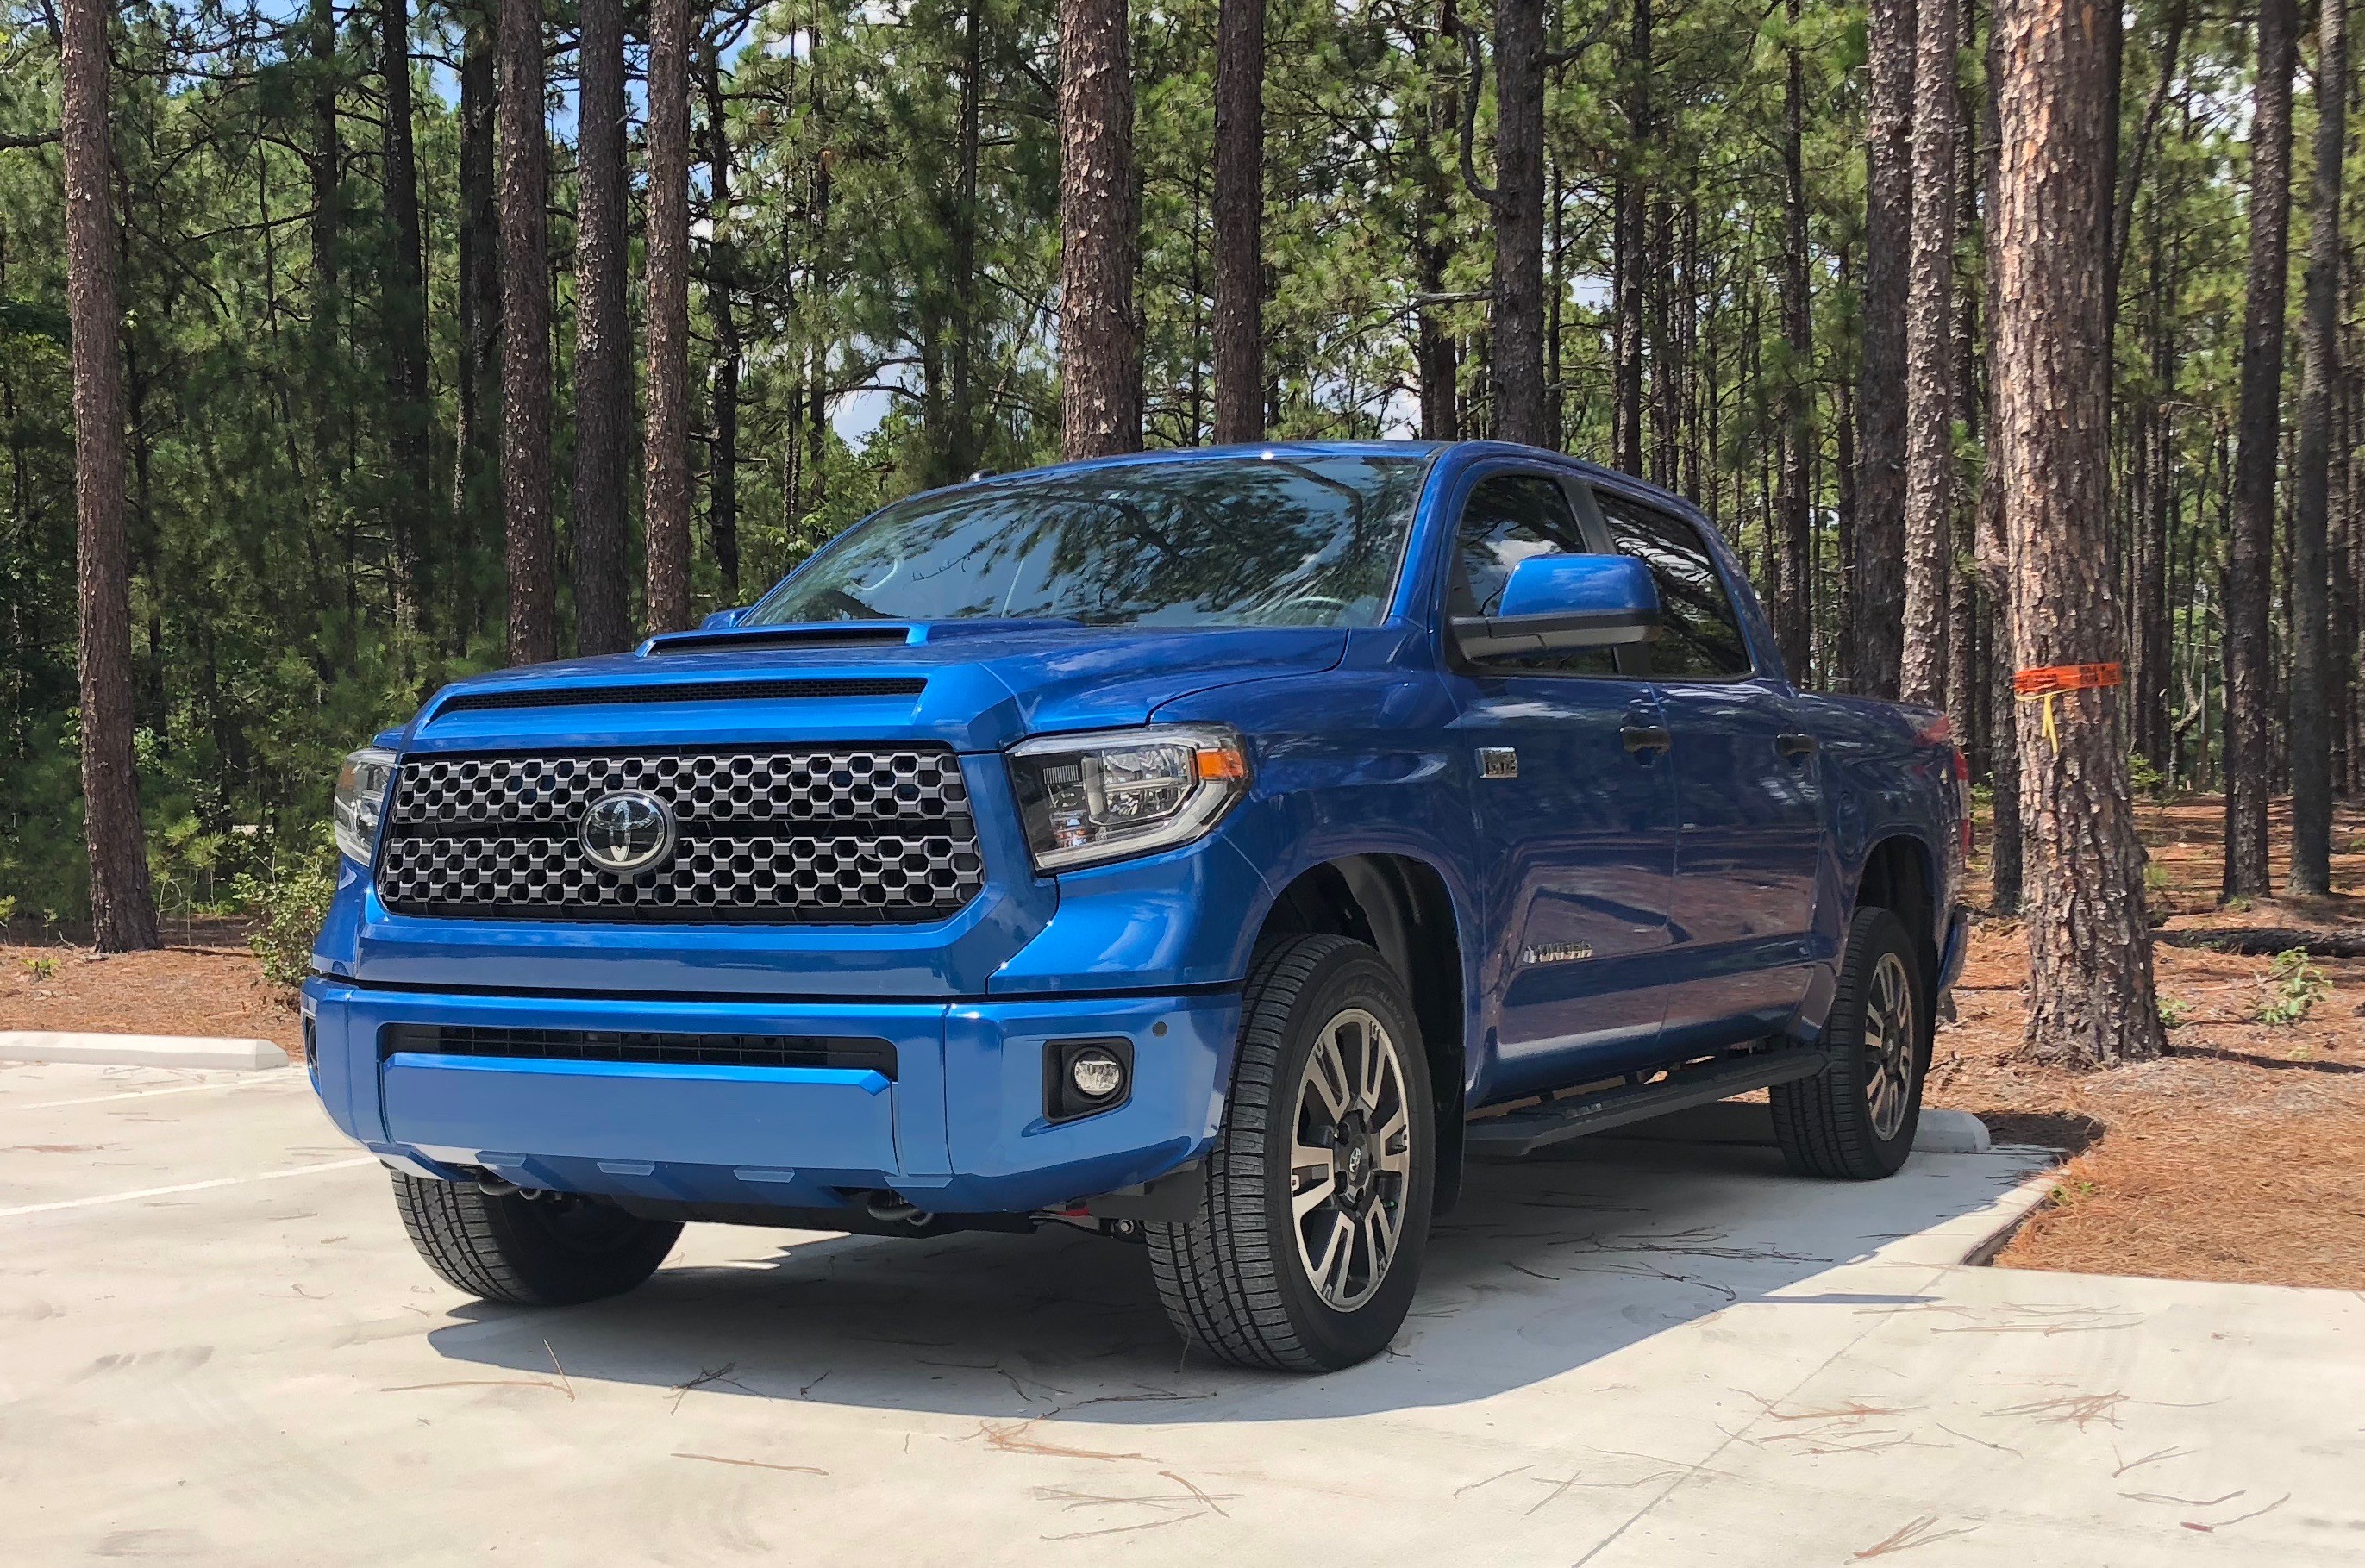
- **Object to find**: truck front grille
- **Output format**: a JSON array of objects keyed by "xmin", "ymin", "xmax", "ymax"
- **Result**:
[
  {"xmin": 376, "ymin": 746, "xmax": 985, "ymax": 923},
  {"xmin": 380, "ymin": 1024, "xmax": 898, "ymax": 1078}
]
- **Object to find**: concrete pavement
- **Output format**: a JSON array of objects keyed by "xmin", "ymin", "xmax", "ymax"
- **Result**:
[{"xmin": 1, "ymin": 1058, "xmax": 2359, "ymax": 1565}]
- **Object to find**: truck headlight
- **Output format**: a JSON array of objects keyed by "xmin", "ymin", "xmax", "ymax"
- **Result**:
[
  {"xmin": 333, "ymin": 747, "xmax": 397, "ymax": 865},
  {"xmin": 1006, "ymin": 725, "xmax": 1249, "ymax": 872}
]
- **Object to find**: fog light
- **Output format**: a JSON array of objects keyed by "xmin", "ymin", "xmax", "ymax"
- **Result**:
[
  {"xmin": 1045, "ymin": 1036, "xmax": 1135, "ymax": 1121},
  {"xmin": 1069, "ymin": 1049, "xmax": 1125, "ymax": 1100}
]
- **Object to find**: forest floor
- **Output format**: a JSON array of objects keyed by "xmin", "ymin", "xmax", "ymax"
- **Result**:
[{"xmin": 3, "ymin": 801, "xmax": 2362, "ymax": 1290}]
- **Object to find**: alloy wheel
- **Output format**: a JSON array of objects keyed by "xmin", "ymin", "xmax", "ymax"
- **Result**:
[{"xmin": 1287, "ymin": 1007, "xmax": 1415, "ymax": 1311}]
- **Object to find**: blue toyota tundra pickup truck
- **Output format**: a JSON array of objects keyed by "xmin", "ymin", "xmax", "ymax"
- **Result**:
[{"xmin": 304, "ymin": 440, "xmax": 1968, "ymax": 1371}]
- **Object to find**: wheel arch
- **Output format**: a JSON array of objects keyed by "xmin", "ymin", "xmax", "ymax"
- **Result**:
[
  {"xmin": 1252, "ymin": 854, "xmax": 1469, "ymax": 1215},
  {"xmin": 1853, "ymin": 834, "xmax": 1940, "ymax": 999}
]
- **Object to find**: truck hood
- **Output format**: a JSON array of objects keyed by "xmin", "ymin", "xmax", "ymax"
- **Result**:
[{"xmin": 399, "ymin": 622, "xmax": 1348, "ymax": 754}]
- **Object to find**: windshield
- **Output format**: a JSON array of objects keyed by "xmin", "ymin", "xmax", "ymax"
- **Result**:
[{"xmin": 747, "ymin": 454, "xmax": 1430, "ymax": 629}]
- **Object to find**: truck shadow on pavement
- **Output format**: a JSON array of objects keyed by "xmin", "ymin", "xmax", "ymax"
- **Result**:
[{"xmin": 422, "ymin": 1138, "xmax": 2033, "ymax": 1421}]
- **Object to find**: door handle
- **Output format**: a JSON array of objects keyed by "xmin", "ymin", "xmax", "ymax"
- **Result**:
[
  {"xmin": 1776, "ymin": 732, "xmax": 1819, "ymax": 759},
  {"xmin": 1622, "ymin": 725, "xmax": 1672, "ymax": 755}
]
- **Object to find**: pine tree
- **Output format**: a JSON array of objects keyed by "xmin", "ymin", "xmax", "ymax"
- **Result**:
[
  {"xmin": 497, "ymin": 0, "xmax": 554, "ymax": 664},
  {"xmin": 1991, "ymin": 0, "xmax": 2162, "ymax": 1064},
  {"xmin": 645, "ymin": 0, "xmax": 695, "ymax": 634},
  {"xmin": 59, "ymin": 0, "xmax": 159, "ymax": 951},
  {"xmin": 574, "ymin": 0, "xmax": 632, "ymax": 655},
  {"xmin": 2224, "ymin": 0, "xmax": 2299, "ymax": 900},
  {"xmin": 1058, "ymin": 0, "xmax": 1142, "ymax": 458}
]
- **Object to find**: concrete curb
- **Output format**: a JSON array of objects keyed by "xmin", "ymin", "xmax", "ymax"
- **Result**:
[
  {"xmin": 0, "ymin": 1032, "xmax": 288, "ymax": 1071},
  {"xmin": 1602, "ymin": 1099, "xmax": 1993, "ymax": 1153}
]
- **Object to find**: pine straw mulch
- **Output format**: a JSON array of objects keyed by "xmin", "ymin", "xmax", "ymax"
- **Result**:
[
  {"xmin": 3, "ymin": 799, "xmax": 2363, "ymax": 1290},
  {"xmin": 1935, "ymin": 794, "xmax": 2365, "ymax": 1291},
  {"xmin": 0, "ymin": 920, "xmax": 303, "ymax": 1059}
]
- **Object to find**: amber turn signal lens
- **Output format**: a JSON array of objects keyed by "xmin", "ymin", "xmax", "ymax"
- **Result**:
[{"xmin": 1195, "ymin": 747, "xmax": 1248, "ymax": 781}]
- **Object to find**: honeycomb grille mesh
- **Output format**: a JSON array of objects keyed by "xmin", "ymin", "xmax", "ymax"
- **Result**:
[{"xmin": 376, "ymin": 747, "xmax": 985, "ymax": 922}]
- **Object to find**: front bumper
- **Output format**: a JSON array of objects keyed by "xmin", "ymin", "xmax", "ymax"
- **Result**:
[{"xmin": 303, "ymin": 979, "xmax": 1240, "ymax": 1215}]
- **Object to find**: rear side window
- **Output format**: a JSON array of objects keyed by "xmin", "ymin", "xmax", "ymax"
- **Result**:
[
  {"xmin": 1448, "ymin": 473, "xmax": 1618, "ymax": 677},
  {"xmin": 1592, "ymin": 490, "xmax": 1754, "ymax": 678}
]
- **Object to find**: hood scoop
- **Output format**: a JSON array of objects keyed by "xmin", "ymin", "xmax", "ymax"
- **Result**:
[
  {"xmin": 429, "ymin": 676, "xmax": 926, "ymax": 722},
  {"xmin": 641, "ymin": 623, "xmax": 916, "ymax": 655}
]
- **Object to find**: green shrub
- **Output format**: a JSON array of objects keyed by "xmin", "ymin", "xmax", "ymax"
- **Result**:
[
  {"xmin": 235, "ymin": 826, "xmax": 340, "ymax": 986},
  {"xmin": 2257, "ymin": 949, "xmax": 2331, "ymax": 1027}
]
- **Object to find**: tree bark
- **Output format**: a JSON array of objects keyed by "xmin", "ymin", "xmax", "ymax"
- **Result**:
[
  {"xmin": 644, "ymin": 0, "xmax": 695, "ymax": 634},
  {"xmin": 455, "ymin": 3, "xmax": 500, "ymax": 596},
  {"xmin": 1855, "ymin": 0, "xmax": 1915, "ymax": 698},
  {"xmin": 1488, "ymin": 0, "xmax": 1549, "ymax": 447},
  {"xmin": 497, "ymin": 0, "xmax": 554, "ymax": 664},
  {"xmin": 1211, "ymin": 0, "xmax": 1264, "ymax": 443},
  {"xmin": 1774, "ymin": 0, "xmax": 1812, "ymax": 680},
  {"xmin": 1059, "ymin": 0, "xmax": 1142, "ymax": 459},
  {"xmin": 2225, "ymin": 0, "xmax": 2299, "ymax": 900},
  {"xmin": 1991, "ymin": 0, "xmax": 2162, "ymax": 1065},
  {"xmin": 573, "ymin": 0, "xmax": 631, "ymax": 654},
  {"xmin": 702, "ymin": 40, "xmax": 742, "ymax": 597},
  {"xmin": 379, "ymin": 0, "xmax": 429, "ymax": 646},
  {"xmin": 1612, "ymin": 0, "xmax": 1651, "ymax": 474},
  {"xmin": 2290, "ymin": 0, "xmax": 2347, "ymax": 894},
  {"xmin": 1899, "ymin": 0, "xmax": 1959, "ymax": 709},
  {"xmin": 60, "ymin": 0, "xmax": 159, "ymax": 951},
  {"xmin": 1415, "ymin": 0, "xmax": 1460, "ymax": 441}
]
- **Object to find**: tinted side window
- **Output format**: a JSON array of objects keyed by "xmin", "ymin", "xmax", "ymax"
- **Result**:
[
  {"xmin": 1449, "ymin": 474, "xmax": 1617, "ymax": 677},
  {"xmin": 1592, "ymin": 490, "xmax": 1753, "ymax": 678}
]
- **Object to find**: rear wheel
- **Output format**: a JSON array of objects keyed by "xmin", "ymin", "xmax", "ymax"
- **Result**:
[
  {"xmin": 1771, "ymin": 907, "xmax": 1929, "ymax": 1179},
  {"xmin": 1147, "ymin": 935, "xmax": 1435, "ymax": 1371},
  {"xmin": 391, "ymin": 1174, "xmax": 681, "ymax": 1305}
]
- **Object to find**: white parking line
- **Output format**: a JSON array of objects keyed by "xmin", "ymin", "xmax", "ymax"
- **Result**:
[
  {"xmin": 4, "ymin": 1079, "xmax": 265, "ymax": 1111},
  {"xmin": 0, "ymin": 1157, "xmax": 379, "ymax": 1220}
]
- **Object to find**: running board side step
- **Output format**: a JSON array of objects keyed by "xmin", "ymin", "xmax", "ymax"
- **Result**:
[{"xmin": 1465, "ymin": 1046, "xmax": 1830, "ymax": 1159}]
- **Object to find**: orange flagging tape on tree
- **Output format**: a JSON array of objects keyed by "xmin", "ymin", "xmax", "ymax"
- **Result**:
[{"xmin": 2012, "ymin": 662, "xmax": 2123, "ymax": 749}]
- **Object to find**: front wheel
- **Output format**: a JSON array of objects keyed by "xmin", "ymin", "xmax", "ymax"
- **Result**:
[
  {"xmin": 391, "ymin": 1174, "xmax": 681, "ymax": 1305},
  {"xmin": 1147, "ymin": 934, "xmax": 1436, "ymax": 1371},
  {"xmin": 1771, "ymin": 907, "xmax": 1930, "ymax": 1179}
]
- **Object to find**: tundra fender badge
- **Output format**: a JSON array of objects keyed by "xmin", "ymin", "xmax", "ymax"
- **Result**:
[
  {"xmin": 1479, "ymin": 747, "xmax": 1519, "ymax": 779},
  {"xmin": 580, "ymin": 789, "xmax": 679, "ymax": 874},
  {"xmin": 1520, "ymin": 941, "xmax": 1594, "ymax": 965}
]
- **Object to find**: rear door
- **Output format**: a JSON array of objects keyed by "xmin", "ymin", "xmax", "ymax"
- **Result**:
[
  {"xmin": 1587, "ymin": 482, "xmax": 1825, "ymax": 1049},
  {"xmin": 1436, "ymin": 465, "xmax": 1680, "ymax": 1100}
]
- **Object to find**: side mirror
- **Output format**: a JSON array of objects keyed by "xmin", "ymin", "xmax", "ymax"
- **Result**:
[
  {"xmin": 1452, "ymin": 554, "xmax": 1661, "ymax": 658},
  {"xmin": 699, "ymin": 606, "xmax": 751, "ymax": 631}
]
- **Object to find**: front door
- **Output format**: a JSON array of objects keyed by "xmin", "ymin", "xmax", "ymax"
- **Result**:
[{"xmin": 1438, "ymin": 467, "xmax": 1681, "ymax": 1101}]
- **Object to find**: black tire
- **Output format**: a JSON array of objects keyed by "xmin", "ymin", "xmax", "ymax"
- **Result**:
[
  {"xmin": 1772, "ymin": 906, "xmax": 1930, "ymax": 1180},
  {"xmin": 1147, "ymin": 935, "xmax": 1436, "ymax": 1371},
  {"xmin": 391, "ymin": 1174, "xmax": 682, "ymax": 1305}
]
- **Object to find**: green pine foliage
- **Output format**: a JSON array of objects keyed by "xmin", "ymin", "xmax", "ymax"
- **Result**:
[{"xmin": 0, "ymin": 0, "xmax": 2327, "ymax": 923}]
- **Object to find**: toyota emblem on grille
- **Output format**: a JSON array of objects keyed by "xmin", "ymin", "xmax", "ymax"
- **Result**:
[{"xmin": 580, "ymin": 790, "xmax": 677, "ymax": 874}]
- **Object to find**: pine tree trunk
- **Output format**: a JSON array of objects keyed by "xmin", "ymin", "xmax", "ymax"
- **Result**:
[
  {"xmin": 644, "ymin": 0, "xmax": 695, "ymax": 634},
  {"xmin": 456, "ymin": 3, "xmax": 500, "ymax": 613},
  {"xmin": 1416, "ymin": 1, "xmax": 1459, "ymax": 441},
  {"xmin": 1488, "ymin": 0, "xmax": 1548, "ymax": 447},
  {"xmin": 379, "ymin": 0, "xmax": 429, "ymax": 646},
  {"xmin": 1855, "ymin": 0, "xmax": 1915, "ymax": 698},
  {"xmin": 1058, "ymin": 0, "xmax": 1142, "ymax": 459},
  {"xmin": 2225, "ymin": 0, "xmax": 2299, "ymax": 899},
  {"xmin": 2290, "ymin": 0, "xmax": 2346, "ymax": 893},
  {"xmin": 702, "ymin": 43, "xmax": 742, "ymax": 598},
  {"xmin": 1211, "ymin": 0, "xmax": 1264, "ymax": 443},
  {"xmin": 1612, "ymin": 0, "xmax": 1651, "ymax": 474},
  {"xmin": 1774, "ymin": 0, "xmax": 1812, "ymax": 681},
  {"xmin": 497, "ymin": 0, "xmax": 554, "ymax": 665},
  {"xmin": 1899, "ymin": 0, "xmax": 1959, "ymax": 709},
  {"xmin": 947, "ymin": 0, "xmax": 984, "ymax": 478},
  {"xmin": 1991, "ymin": 0, "xmax": 2161, "ymax": 1065},
  {"xmin": 573, "ymin": 0, "xmax": 632, "ymax": 654},
  {"xmin": 60, "ymin": 0, "xmax": 159, "ymax": 952}
]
